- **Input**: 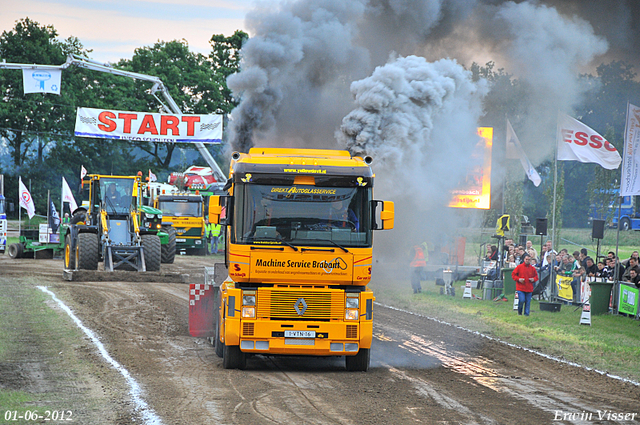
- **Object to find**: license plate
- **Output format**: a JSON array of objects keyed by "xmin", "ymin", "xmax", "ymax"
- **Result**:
[
  {"xmin": 176, "ymin": 238, "xmax": 186, "ymax": 242},
  {"xmin": 284, "ymin": 330, "xmax": 315, "ymax": 338}
]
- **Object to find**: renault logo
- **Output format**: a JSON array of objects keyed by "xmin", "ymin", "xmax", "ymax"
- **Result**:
[{"xmin": 294, "ymin": 298, "xmax": 307, "ymax": 316}]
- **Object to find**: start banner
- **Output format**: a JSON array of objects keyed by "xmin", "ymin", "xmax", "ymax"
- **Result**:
[{"xmin": 74, "ymin": 107, "xmax": 223, "ymax": 143}]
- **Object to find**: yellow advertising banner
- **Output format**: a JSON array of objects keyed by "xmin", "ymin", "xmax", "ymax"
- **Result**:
[
  {"xmin": 249, "ymin": 251, "xmax": 352, "ymax": 283},
  {"xmin": 556, "ymin": 275, "xmax": 574, "ymax": 302},
  {"xmin": 228, "ymin": 249, "xmax": 368, "ymax": 285},
  {"xmin": 449, "ymin": 127, "xmax": 493, "ymax": 209}
]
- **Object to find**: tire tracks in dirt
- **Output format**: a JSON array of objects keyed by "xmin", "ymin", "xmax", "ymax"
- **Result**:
[{"xmin": 3, "ymin": 255, "xmax": 640, "ymax": 424}]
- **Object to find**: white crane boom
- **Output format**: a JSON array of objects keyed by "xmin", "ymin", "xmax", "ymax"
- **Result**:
[{"xmin": 0, "ymin": 54, "xmax": 227, "ymax": 182}]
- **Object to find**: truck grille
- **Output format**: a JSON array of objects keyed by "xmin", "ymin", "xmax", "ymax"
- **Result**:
[
  {"xmin": 257, "ymin": 288, "xmax": 345, "ymax": 321},
  {"xmin": 243, "ymin": 322, "xmax": 255, "ymax": 336},
  {"xmin": 346, "ymin": 325, "xmax": 358, "ymax": 339}
]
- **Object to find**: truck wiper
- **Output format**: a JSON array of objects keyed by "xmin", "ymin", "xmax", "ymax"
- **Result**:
[
  {"xmin": 277, "ymin": 236, "xmax": 299, "ymax": 251},
  {"xmin": 318, "ymin": 239, "xmax": 349, "ymax": 253}
]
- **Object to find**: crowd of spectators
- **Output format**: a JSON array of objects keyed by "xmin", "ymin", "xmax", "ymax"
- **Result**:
[{"xmin": 484, "ymin": 240, "xmax": 640, "ymax": 291}]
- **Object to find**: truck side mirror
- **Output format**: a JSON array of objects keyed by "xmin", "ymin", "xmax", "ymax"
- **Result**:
[
  {"xmin": 209, "ymin": 195, "xmax": 233, "ymax": 226},
  {"xmin": 208, "ymin": 195, "xmax": 222, "ymax": 224},
  {"xmin": 371, "ymin": 200, "xmax": 395, "ymax": 230},
  {"xmin": 380, "ymin": 201, "xmax": 394, "ymax": 230}
]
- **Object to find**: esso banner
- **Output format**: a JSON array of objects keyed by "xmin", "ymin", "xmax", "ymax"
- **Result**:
[
  {"xmin": 557, "ymin": 113, "xmax": 621, "ymax": 170},
  {"xmin": 74, "ymin": 107, "xmax": 223, "ymax": 143},
  {"xmin": 620, "ymin": 103, "xmax": 640, "ymax": 196}
]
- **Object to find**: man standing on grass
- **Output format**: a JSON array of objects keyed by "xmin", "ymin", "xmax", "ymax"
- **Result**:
[{"xmin": 512, "ymin": 256, "xmax": 538, "ymax": 316}]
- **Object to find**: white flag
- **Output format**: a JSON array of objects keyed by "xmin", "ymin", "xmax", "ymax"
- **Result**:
[
  {"xmin": 80, "ymin": 165, "xmax": 87, "ymax": 180},
  {"xmin": 19, "ymin": 177, "xmax": 35, "ymax": 218},
  {"xmin": 620, "ymin": 103, "xmax": 640, "ymax": 196},
  {"xmin": 149, "ymin": 169, "xmax": 157, "ymax": 182},
  {"xmin": 557, "ymin": 113, "xmax": 621, "ymax": 170},
  {"xmin": 22, "ymin": 68, "xmax": 62, "ymax": 95},
  {"xmin": 62, "ymin": 177, "xmax": 78, "ymax": 212},
  {"xmin": 506, "ymin": 119, "xmax": 541, "ymax": 187}
]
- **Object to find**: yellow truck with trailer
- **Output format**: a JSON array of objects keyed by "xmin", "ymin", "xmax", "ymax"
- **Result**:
[{"xmin": 189, "ymin": 148, "xmax": 394, "ymax": 371}]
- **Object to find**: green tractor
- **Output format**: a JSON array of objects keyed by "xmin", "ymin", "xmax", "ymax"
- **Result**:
[{"xmin": 63, "ymin": 174, "xmax": 166, "ymax": 271}]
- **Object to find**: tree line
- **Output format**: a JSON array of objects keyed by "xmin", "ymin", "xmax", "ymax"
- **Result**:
[
  {"xmin": 1, "ymin": 17, "xmax": 639, "ymax": 229},
  {"xmin": 0, "ymin": 18, "xmax": 246, "ymax": 217}
]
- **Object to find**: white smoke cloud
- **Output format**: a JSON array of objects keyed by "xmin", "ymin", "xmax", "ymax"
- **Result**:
[
  {"xmin": 338, "ymin": 56, "xmax": 487, "ymax": 195},
  {"xmin": 491, "ymin": 1, "xmax": 608, "ymax": 151},
  {"xmin": 337, "ymin": 55, "xmax": 488, "ymax": 254}
]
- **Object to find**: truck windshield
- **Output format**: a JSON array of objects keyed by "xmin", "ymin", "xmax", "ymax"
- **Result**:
[
  {"xmin": 0, "ymin": 198, "xmax": 5, "ymax": 216},
  {"xmin": 234, "ymin": 184, "xmax": 372, "ymax": 247},
  {"xmin": 100, "ymin": 178, "xmax": 135, "ymax": 214},
  {"xmin": 158, "ymin": 200, "xmax": 202, "ymax": 217}
]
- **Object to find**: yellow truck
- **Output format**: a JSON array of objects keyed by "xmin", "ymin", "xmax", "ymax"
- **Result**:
[
  {"xmin": 189, "ymin": 148, "xmax": 394, "ymax": 371},
  {"xmin": 154, "ymin": 192, "xmax": 208, "ymax": 255}
]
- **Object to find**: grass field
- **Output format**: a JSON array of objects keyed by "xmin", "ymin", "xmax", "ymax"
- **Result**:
[
  {"xmin": 376, "ymin": 227, "xmax": 640, "ymax": 382},
  {"xmin": 373, "ymin": 276, "xmax": 640, "ymax": 382}
]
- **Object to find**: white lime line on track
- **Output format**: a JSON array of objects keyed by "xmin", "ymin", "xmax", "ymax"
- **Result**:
[
  {"xmin": 37, "ymin": 286, "xmax": 163, "ymax": 425},
  {"xmin": 376, "ymin": 302, "xmax": 640, "ymax": 387}
]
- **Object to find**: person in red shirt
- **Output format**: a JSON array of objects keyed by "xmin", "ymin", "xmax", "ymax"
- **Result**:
[{"xmin": 511, "ymin": 256, "xmax": 539, "ymax": 316}]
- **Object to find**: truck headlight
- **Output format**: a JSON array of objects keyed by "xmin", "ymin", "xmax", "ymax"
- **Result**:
[
  {"xmin": 145, "ymin": 213, "xmax": 154, "ymax": 219},
  {"xmin": 345, "ymin": 309, "xmax": 358, "ymax": 320},
  {"xmin": 346, "ymin": 296, "xmax": 359, "ymax": 309},
  {"xmin": 242, "ymin": 306, "xmax": 255, "ymax": 318},
  {"xmin": 242, "ymin": 294, "xmax": 256, "ymax": 306}
]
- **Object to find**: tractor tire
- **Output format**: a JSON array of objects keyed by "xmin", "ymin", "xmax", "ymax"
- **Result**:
[
  {"xmin": 222, "ymin": 344, "xmax": 246, "ymax": 370},
  {"xmin": 8, "ymin": 243, "xmax": 23, "ymax": 259},
  {"xmin": 64, "ymin": 234, "xmax": 76, "ymax": 270},
  {"xmin": 345, "ymin": 348, "xmax": 370, "ymax": 372},
  {"xmin": 70, "ymin": 211, "xmax": 86, "ymax": 225},
  {"xmin": 77, "ymin": 233, "xmax": 99, "ymax": 270},
  {"xmin": 142, "ymin": 234, "xmax": 161, "ymax": 272},
  {"xmin": 160, "ymin": 226, "xmax": 176, "ymax": 264}
]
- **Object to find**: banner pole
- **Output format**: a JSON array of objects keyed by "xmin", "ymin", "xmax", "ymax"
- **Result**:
[
  {"xmin": 18, "ymin": 177, "xmax": 22, "ymax": 235},
  {"xmin": 47, "ymin": 190, "xmax": 51, "ymax": 233},
  {"xmin": 28, "ymin": 179, "xmax": 32, "ymax": 227},
  {"xmin": 60, "ymin": 177, "xmax": 64, "ymax": 221},
  {"xmin": 614, "ymin": 197, "xmax": 622, "ymax": 314},
  {"xmin": 552, "ymin": 118, "xmax": 559, "ymax": 250}
]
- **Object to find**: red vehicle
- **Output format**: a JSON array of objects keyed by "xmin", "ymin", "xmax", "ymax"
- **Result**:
[{"xmin": 168, "ymin": 166, "xmax": 217, "ymax": 191}]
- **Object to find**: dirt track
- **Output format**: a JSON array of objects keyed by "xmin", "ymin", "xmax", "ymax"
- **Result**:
[{"xmin": 1, "ymin": 254, "xmax": 639, "ymax": 424}]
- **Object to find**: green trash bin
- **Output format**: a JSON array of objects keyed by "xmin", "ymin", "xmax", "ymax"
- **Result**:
[
  {"xmin": 501, "ymin": 267, "xmax": 516, "ymax": 296},
  {"xmin": 589, "ymin": 281, "xmax": 613, "ymax": 315}
]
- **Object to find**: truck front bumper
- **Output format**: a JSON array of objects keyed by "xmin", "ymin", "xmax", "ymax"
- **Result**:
[{"xmin": 234, "ymin": 319, "xmax": 372, "ymax": 356}]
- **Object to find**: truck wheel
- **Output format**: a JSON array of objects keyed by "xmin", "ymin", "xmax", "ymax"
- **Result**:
[
  {"xmin": 345, "ymin": 348, "xmax": 370, "ymax": 372},
  {"xmin": 142, "ymin": 234, "xmax": 161, "ymax": 271},
  {"xmin": 64, "ymin": 234, "xmax": 76, "ymax": 270},
  {"xmin": 77, "ymin": 233, "xmax": 99, "ymax": 270},
  {"xmin": 222, "ymin": 344, "xmax": 246, "ymax": 369},
  {"xmin": 8, "ymin": 243, "xmax": 23, "ymax": 259},
  {"xmin": 620, "ymin": 218, "xmax": 631, "ymax": 231},
  {"xmin": 160, "ymin": 226, "xmax": 176, "ymax": 264}
]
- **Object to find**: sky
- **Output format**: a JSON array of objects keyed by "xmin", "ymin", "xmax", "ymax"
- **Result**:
[{"xmin": 0, "ymin": 0, "xmax": 256, "ymax": 63}]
